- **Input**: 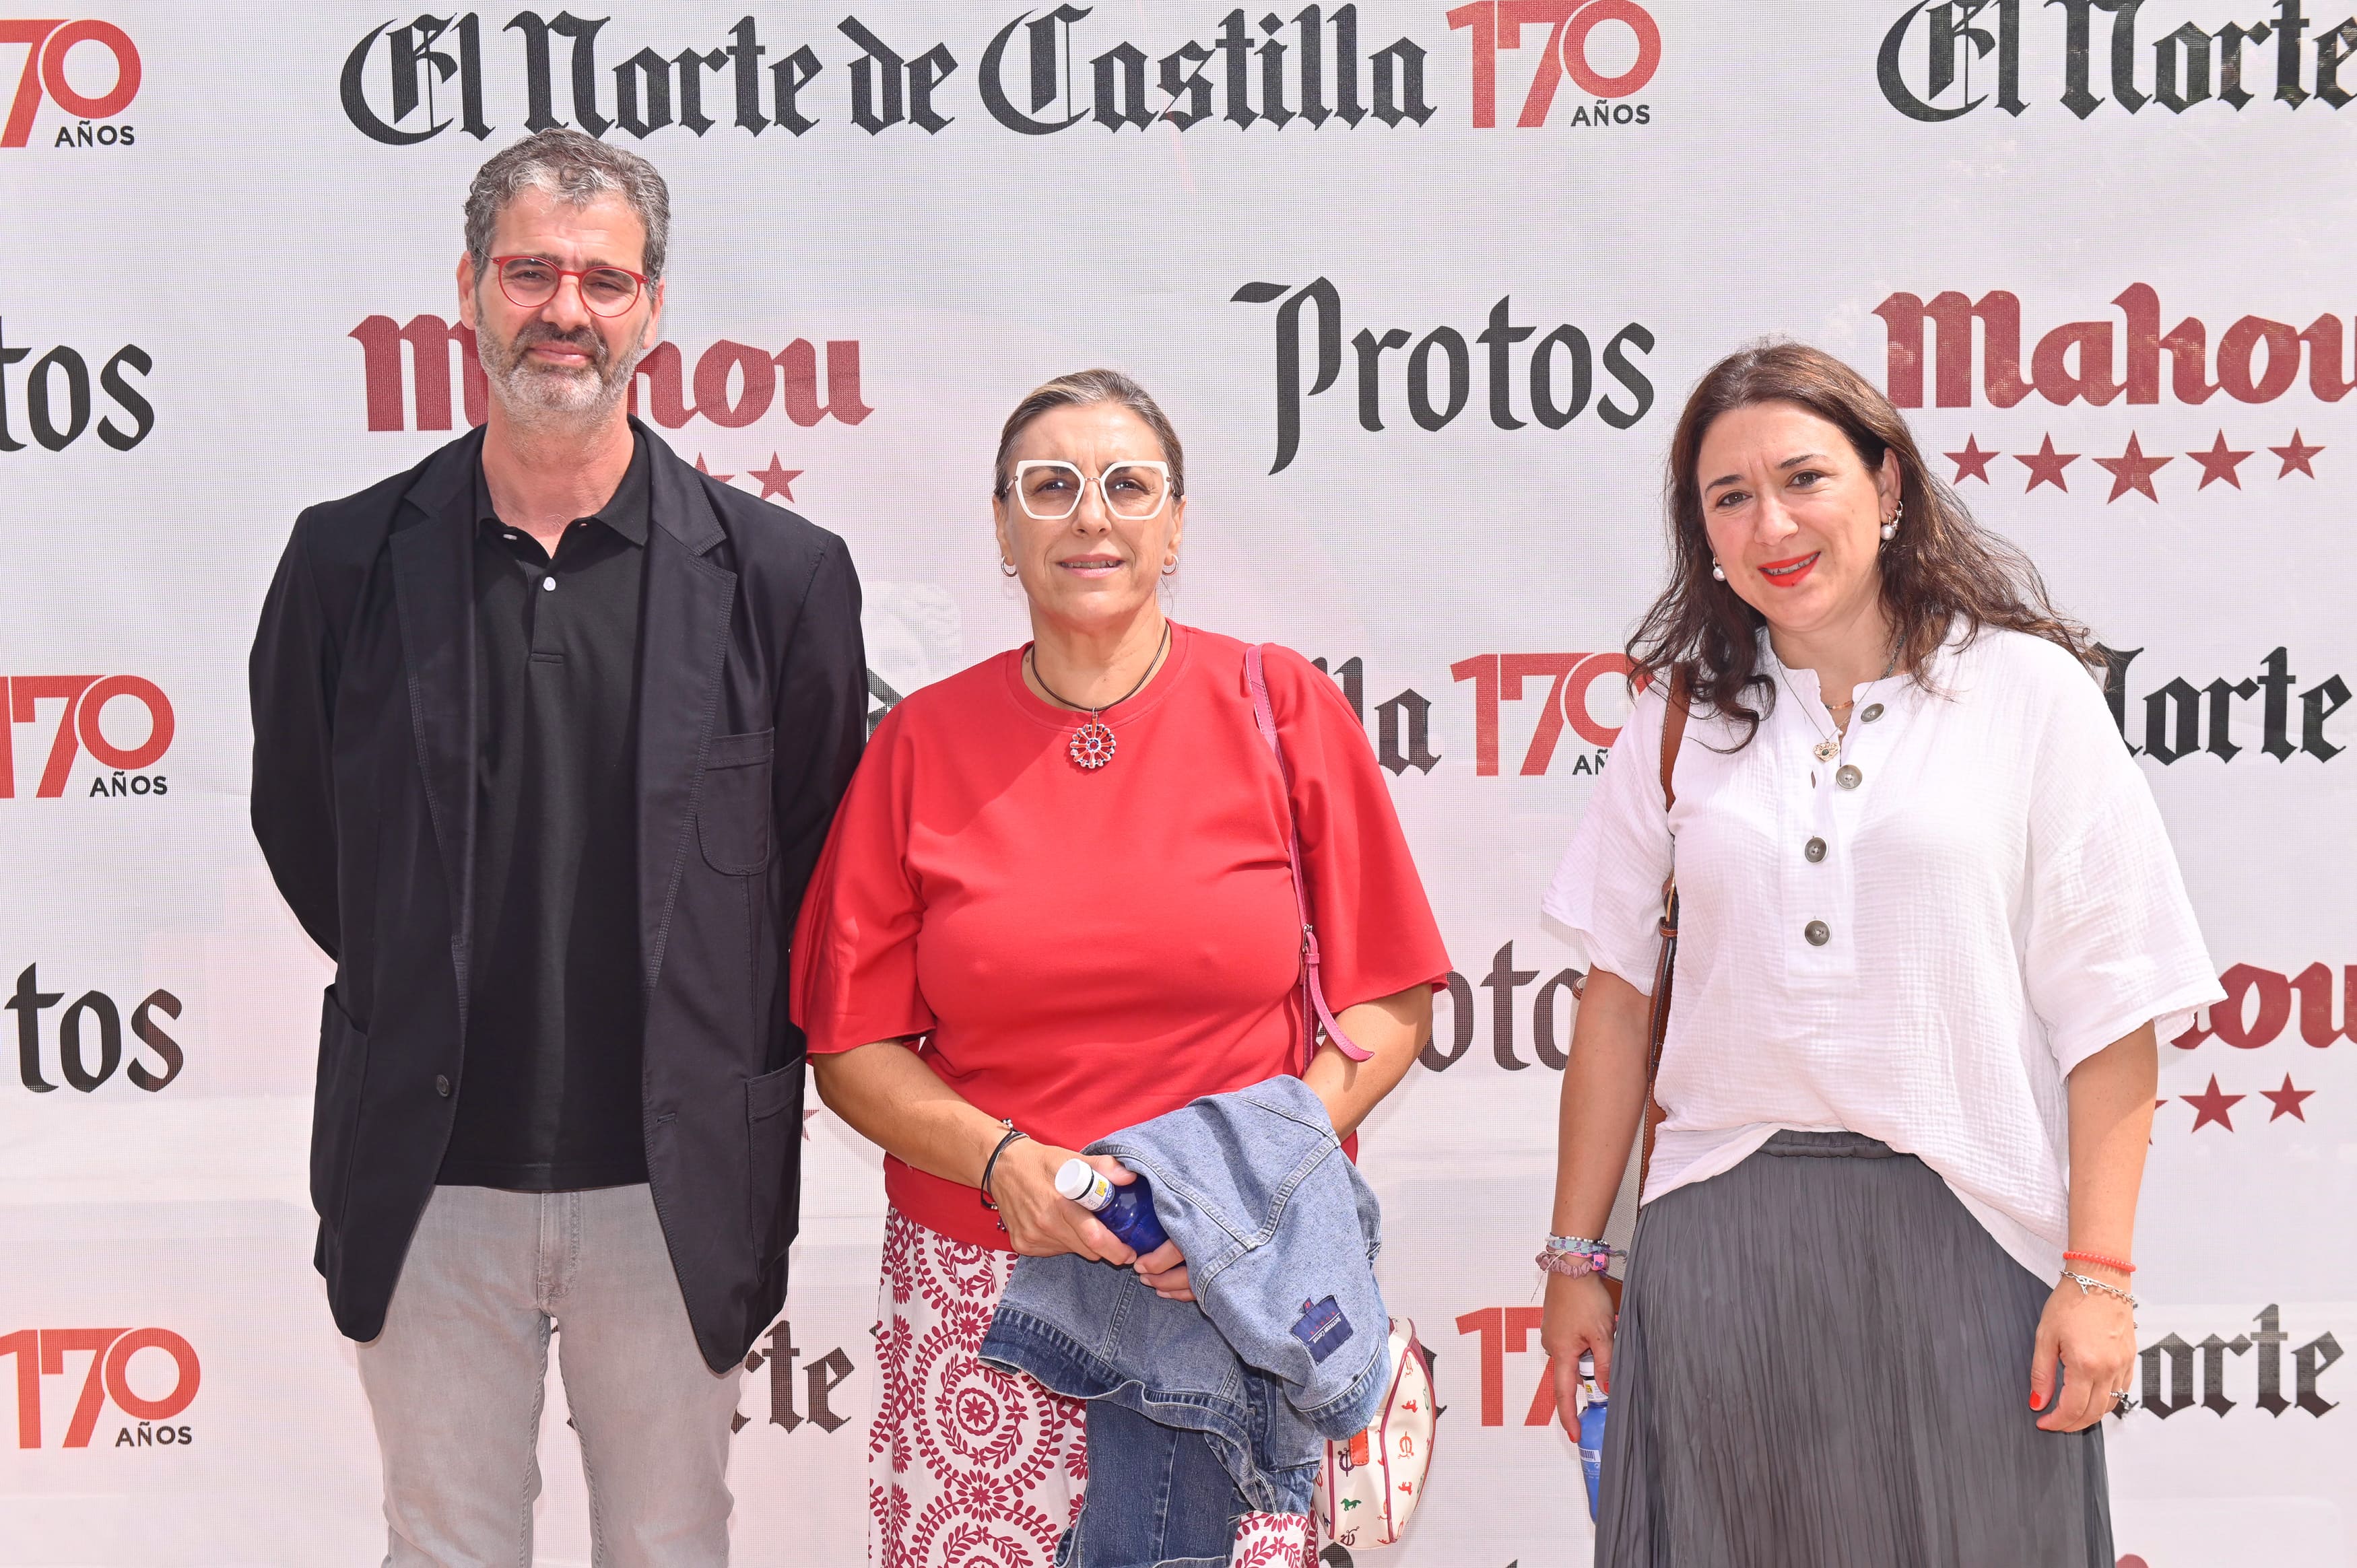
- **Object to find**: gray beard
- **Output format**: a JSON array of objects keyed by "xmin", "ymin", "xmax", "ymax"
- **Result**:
[{"xmin": 477, "ymin": 311, "xmax": 653, "ymax": 428}]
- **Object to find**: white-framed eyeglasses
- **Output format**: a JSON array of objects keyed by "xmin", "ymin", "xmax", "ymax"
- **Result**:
[{"xmin": 1009, "ymin": 459, "xmax": 1174, "ymax": 522}]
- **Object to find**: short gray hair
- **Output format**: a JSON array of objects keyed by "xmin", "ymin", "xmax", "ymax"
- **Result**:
[
  {"xmin": 463, "ymin": 128, "xmax": 671, "ymax": 283},
  {"xmin": 992, "ymin": 369, "xmax": 1187, "ymax": 499}
]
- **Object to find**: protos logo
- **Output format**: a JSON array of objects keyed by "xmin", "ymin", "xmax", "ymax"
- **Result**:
[
  {"xmin": 0, "ymin": 19, "xmax": 138, "ymax": 148},
  {"xmin": 1448, "ymin": 0, "xmax": 1660, "ymax": 128},
  {"xmin": 1, "ymin": 1328, "xmax": 199, "ymax": 1447},
  {"xmin": 0, "ymin": 318, "xmax": 157, "ymax": 453},
  {"xmin": 0, "ymin": 676, "xmax": 172, "ymax": 798},
  {"xmin": 1230, "ymin": 280, "xmax": 1656, "ymax": 473},
  {"xmin": 9, "ymin": 963, "xmax": 187, "ymax": 1093}
]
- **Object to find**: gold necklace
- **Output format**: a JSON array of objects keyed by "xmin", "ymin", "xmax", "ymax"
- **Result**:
[{"xmin": 1779, "ymin": 644, "xmax": 1898, "ymax": 762}]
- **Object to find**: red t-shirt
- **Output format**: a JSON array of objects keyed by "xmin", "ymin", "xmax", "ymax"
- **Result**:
[{"xmin": 789, "ymin": 623, "xmax": 1450, "ymax": 1249}]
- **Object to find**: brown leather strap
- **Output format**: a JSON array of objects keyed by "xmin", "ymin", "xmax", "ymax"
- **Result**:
[
  {"xmin": 1636, "ymin": 665, "xmax": 1692, "ymax": 1204},
  {"xmin": 1659, "ymin": 664, "xmax": 1691, "ymax": 810}
]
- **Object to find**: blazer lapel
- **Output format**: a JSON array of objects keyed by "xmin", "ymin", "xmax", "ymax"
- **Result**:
[
  {"xmin": 635, "ymin": 422, "xmax": 736, "ymax": 998},
  {"xmin": 389, "ymin": 431, "xmax": 484, "ymax": 1019}
]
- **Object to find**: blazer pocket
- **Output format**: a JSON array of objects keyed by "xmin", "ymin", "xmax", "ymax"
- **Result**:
[
  {"xmin": 697, "ymin": 728, "xmax": 775, "ymax": 875},
  {"xmin": 310, "ymin": 987, "xmax": 370, "ymax": 1225},
  {"xmin": 745, "ymin": 1058, "xmax": 806, "ymax": 1265}
]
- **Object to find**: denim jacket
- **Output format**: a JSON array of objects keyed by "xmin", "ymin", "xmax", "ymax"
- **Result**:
[{"xmin": 978, "ymin": 1076, "xmax": 1389, "ymax": 1567}]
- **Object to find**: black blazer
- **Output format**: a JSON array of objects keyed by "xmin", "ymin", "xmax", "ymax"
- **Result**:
[{"xmin": 249, "ymin": 421, "xmax": 865, "ymax": 1372}]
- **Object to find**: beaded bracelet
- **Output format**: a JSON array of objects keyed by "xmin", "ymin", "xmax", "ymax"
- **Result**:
[
  {"xmin": 2060, "ymin": 1270, "xmax": 2138, "ymax": 1309},
  {"xmin": 1539, "ymin": 1235, "xmax": 1624, "ymax": 1279},
  {"xmin": 1537, "ymin": 1248, "xmax": 1617, "ymax": 1279},
  {"xmin": 2062, "ymin": 1250, "xmax": 2135, "ymax": 1275}
]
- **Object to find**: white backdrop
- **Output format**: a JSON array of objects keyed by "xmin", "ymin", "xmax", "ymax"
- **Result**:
[{"xmin": 2, "ymin": 2, "xmax": 2352, "ymax": 1564}]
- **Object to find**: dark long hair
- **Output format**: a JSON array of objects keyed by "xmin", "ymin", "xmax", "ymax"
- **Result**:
[{"xmin": 1628, "ymin": 341, "xmax": 2096, "ymax": 746}]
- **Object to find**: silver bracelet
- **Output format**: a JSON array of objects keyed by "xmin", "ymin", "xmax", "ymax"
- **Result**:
[{"xmin": 2060, "ymin": 1270, "xmax": 2139, "ymax": 1309}]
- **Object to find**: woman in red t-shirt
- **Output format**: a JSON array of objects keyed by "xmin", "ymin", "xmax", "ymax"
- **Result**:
[{"xmin": 790, "ymin": 369, "xmax": 1450, "ymax": 1568}]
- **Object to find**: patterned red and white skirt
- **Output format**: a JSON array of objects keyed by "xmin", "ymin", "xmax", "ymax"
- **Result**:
[{"xmin": 867, "ymin": 1206, "xmax": 1314, "ymax": 1568}]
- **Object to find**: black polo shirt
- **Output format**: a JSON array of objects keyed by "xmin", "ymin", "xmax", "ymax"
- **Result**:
[{"xmin": 440, "ymin": 435, "xmax": 651, "ymax": 1191}]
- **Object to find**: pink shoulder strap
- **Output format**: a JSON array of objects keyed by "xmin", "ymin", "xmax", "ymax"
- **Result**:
[{"xmin": 1244, "ymin": 644, "xmax": 1373, "ymax": 1068}]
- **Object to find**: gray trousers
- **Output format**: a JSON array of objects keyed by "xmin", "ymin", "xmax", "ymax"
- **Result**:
[{"xmin": 356, "ymin": 1184, "xmax": 743, "ymax": 1567}]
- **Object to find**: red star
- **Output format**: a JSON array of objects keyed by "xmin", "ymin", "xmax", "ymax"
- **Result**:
[
  {"xmin": 1946, "ymin": 436, "xmax": 1998, "ymax": 483},
  {"xmin": 2093, "ymin": 433, "xmax": 2173, "ymax": 502},
  {"xmin": 2183, "ymin": 1074, "xmax": 2245, "ymax": 1132},
  {"xmin": 2016, "ymin": 435, "xmax": 2079, "ymax": 492},
  {"xmin": 694, "ymin": 454, "xmax": 734, "ymax": 483},
  {"xmin": 745, "ymin": 453, "xmax": 804, "ymax": 504},
  {"xmin": 801, "ymin": 1107, "xmax": 820, "ymax": 1140},
  {"xmin": 2185, "ymin": 432, "xmax": 2254, "ymax": 489},
  {"xmin": 2270, "ymin": 429, "xmax": 2324, "ymax": 478},
  {"xmin": 2259, "ymin": 1075, "xmax": 2315, "ymax": 1123}
]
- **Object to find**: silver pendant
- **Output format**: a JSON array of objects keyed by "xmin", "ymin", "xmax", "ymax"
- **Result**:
[{"xmin": 1813, "ymin": 738, "xmax": 1841, "ymax": 762}]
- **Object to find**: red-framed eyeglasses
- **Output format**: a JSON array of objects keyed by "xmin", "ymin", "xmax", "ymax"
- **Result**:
[{"xmin": 488, "ymin": 254, "xmax": 649, "ymax": 317}]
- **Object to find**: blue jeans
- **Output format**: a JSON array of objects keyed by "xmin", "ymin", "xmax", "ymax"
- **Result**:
[{"xmin": 1053, "ymin": 1400, "xmax": 1250, "ymax": 1568}]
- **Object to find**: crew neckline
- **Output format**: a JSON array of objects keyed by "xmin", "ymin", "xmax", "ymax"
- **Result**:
[{"xmin": 1001, "ymin": 620, "xmax": 1195, "ymax": 733}]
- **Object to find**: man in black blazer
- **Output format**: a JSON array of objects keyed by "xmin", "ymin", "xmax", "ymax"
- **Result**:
[{"xmin": 250, "ymin": 129, "xmax": 864, "ymax": 1565}]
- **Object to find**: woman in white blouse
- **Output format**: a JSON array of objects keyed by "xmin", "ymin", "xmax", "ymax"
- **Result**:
[{"xmin": 1537, "ymin": 343, "xmax": 2221, "ymax": 1566}]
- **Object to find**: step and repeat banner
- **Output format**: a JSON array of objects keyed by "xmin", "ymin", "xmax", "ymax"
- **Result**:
[{"xmin": 3, "ymin": 1, "xmax": 2352, "ymax": 1563}]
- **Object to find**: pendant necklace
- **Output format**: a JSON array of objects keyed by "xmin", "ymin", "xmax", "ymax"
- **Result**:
[
  {"xmin": 1780, "ymin": 642, "xmax": 1900, "ymax": 763},
  {"xmin": 1027, "ymin": 621, "xmax": 1172, "ymax": 772}
]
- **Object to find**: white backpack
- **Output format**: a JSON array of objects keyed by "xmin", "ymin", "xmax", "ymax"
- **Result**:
[{"xmin": 1315, "ymin": 1317, "xmax": 1437, "ymax": 1550}]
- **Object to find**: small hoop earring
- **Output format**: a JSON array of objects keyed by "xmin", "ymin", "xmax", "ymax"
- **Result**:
[
  {"xmin": 999, "ymin": 559, "xmax": 1019, "ymax": 578},
  {"xmin": 1160, "ymin": 556, "xmax": 1178, "ymax": 577},
  {"xmin": 1711, "ymin": 560, "xmax": 1727, "ymax": 582}
]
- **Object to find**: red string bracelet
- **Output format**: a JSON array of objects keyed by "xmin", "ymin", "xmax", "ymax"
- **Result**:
[{"xmin": 2063, "ymin": 1250, "xmax": 2135, "ymax": 1274}]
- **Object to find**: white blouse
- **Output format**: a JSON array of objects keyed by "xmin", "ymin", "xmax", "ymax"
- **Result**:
[{"xmin": 1541, "ymin": 625, "xmax": 2222, "ymax": 1279}]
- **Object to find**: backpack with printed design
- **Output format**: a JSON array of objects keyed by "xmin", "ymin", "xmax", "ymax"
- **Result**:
[{"xmin": 1315, "ymin": 1317, "xmax": 1436, "ymax": 1551}]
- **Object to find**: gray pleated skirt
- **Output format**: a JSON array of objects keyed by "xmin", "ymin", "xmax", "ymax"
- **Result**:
[{"xmin": 1595, "ymin": 1130, "xmax": 2111, "ymax": 1568}]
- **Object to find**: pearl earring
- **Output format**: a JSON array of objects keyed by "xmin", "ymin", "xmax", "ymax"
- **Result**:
[
  {"xmin": 1711, "ymin": 561, "xmax": 1727, "ymax": 582},
  {"xmin": 1880, "ymin": 498, "xmax": 1904, "ymax": 543}
]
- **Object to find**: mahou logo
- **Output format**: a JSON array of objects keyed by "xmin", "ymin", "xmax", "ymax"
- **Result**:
[
  {"xmin": 1880, "ymin": 0, "xmax": 2357, "ymax": 120},
  {"xmin": 1, "ymin": 1328, "xmax": 199, "ymax": 1447},
  {"xmin": 0, "ymin": 18, "xmax": 137, "ymax": 148},
  {"xmin": 350, "ymin": 315, "xmax": 871, "ymax": 436},
  {"xmin": 341, "ymin": 7, "xmax": 1438, "ymax": 145},
  {"xmin": 1447, "ymin": 0, "xmax": 1661, "ymax": 129},
  {"xmin": 2175, "ymin": 960, "xmax": 2354, "ymax": 1050},
  {"xmin": 1875, "ymin": 284, "xmax": 2357, "ymax": 409},
  {"xmin": 0, "ymin": 675, "xmax": 172, "ymax": 797}
]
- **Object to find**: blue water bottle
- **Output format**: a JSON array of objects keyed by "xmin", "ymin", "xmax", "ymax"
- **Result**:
[
  {"xmin": 1576, "ymin": 1351, "xmax": 1609, "ymax": 1522},
  {"xmin": 1057, "ymin": 1158, "xmax": 1169, "ymax": 1254}
]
